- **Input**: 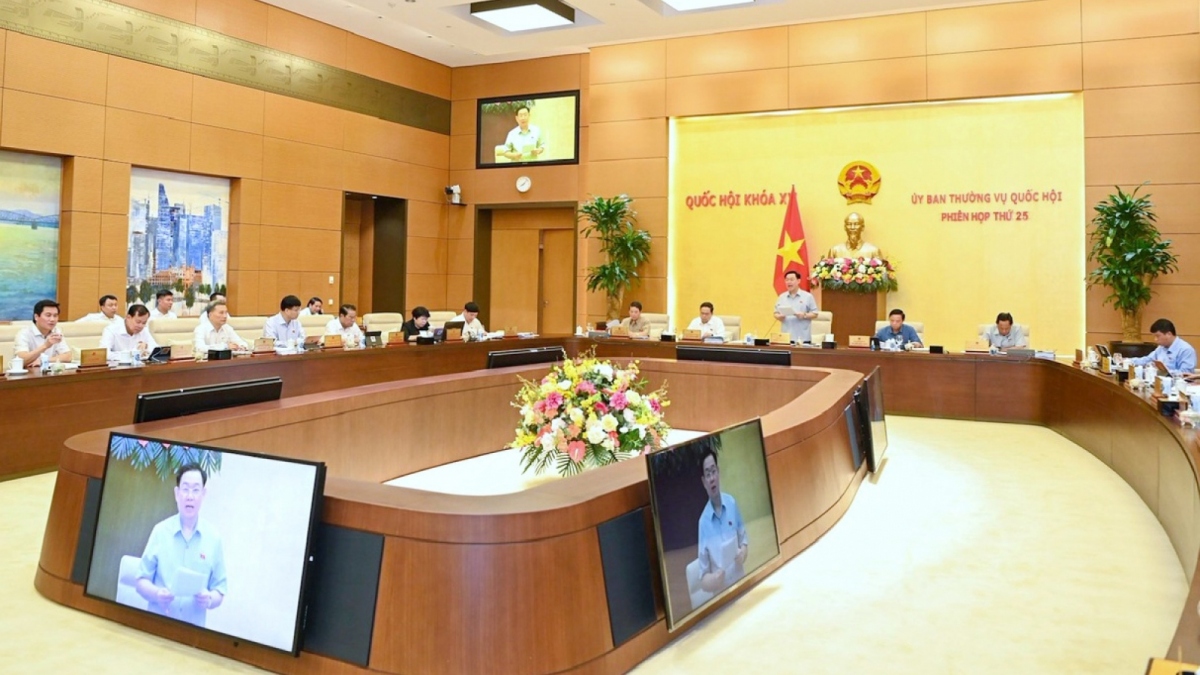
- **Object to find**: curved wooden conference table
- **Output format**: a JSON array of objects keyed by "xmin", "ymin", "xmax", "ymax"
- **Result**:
[{"xmin": 23, "ymin": 337, "xmax": 1200, "ymax": 672}]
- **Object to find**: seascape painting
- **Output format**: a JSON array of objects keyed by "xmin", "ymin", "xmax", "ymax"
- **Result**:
[{"xmin": 0, "ymin": 150, "xmax": 61, "ymax": 321}]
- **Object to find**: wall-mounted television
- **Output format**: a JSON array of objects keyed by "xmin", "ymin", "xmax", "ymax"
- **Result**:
[
  {"xmin": 133, "ymin": 377, "xmax": 283, "ymax": 424},
  {"xmin": 476, "ymin": 90, "xmax": 580, "ymax": 169},
  {"xmin": 83, "ymin": 432, "xmax": 326, "ymax": 654},
  {"xmin": 646, "ymin": 418, "xmax": 779, "ymax": 630}
]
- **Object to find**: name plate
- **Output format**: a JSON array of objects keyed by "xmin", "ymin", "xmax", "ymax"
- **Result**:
[
  {"xmin": 768, "ymin": 332, "xmax": 792, "ymax": 346},
  {"xmin": 170, "ymin": 343, "xmax": 193, "ymax": 360},
  {"xmin": 848, "ymin": 335, "xmax": 871, "ymax": 348},
  {"xmin": 682, "ymin": 329, "xmax": 703, "ymax": 341},
  {"xmin": 79, "ymin": 348, "xmax": 107, "ymax": 368},
  {"xmin": 609, "ymin": 325, "xmax": 630, "ymax": 338},
  {"xmin": 387, "ymin": 331, "xmax": 406, "ymax": 345},
  {"xmin": 445, "ymin": 327, "xmax": 463, "ymax": 341},
  {"xmin": 253, "ymin": 337, "xmax": 275, "ymax": 354},
  {"xmin": 965, "ymin": 340, "xmax": 990, "ymax": 353},
  {"xmin": 324, "ymin": 334, "xmax": 343, "ymax": 349}
]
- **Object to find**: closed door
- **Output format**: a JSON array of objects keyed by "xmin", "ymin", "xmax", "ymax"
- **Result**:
[
  {"xmin": 490, "ymin": 229, "xmax": 540, "ymax": 333},
  {"xmin": 540, "ymin": 229, "xmax": 574, "ymax": 335}
]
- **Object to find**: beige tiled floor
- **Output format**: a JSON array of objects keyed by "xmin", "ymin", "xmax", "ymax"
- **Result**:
[{"xmin": 0, "ymin": 416, "xmax": 1187, "ymax": 674}]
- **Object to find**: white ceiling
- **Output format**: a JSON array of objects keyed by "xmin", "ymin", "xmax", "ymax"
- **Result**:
[{"xmin": 263, "ymin": 0, "xmax": 1026, "ymax": 68}]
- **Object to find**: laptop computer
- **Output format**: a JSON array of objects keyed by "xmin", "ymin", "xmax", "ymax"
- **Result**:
[
  {"xmin": 147, "ymin": 345, "xmax": 172, "ymax": 364},
  {"xmin": 443, "ymin": 320, "xmax": 465, "ymax": 341},
  {"xmin": 252, "ymin": 337, "xmax": 275, "ymax": 354},
  {"xmin": 79, "ymin": 348, "xmax": 107, "ymax": 368},
  {"xmin": 365, "ymin": 331, "xmax": 383, "ymax": 348}
]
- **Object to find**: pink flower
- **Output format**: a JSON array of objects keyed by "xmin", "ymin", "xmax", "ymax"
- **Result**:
[
  {"xmin": 567, "ymin": 441, "xmax": 586, "ymax": 462},
  {"xmin": 595, "ymin": 401, "xmax": 609, "ymax": 415},
  {"xmin": 610, "ymin": 390, "xmax": 628, "ymax": 411},
  {"xmin": 567, "ymin": 423, "xmax": 581, "ymax": 437},
  {"xmin": 556, "ymin": 437, "xmax": 568, "ymax": 452},
  {"xmin": 576, "ymin": 381, "xmax": 596, "ymax": 395},
  {"xmin": 609, "ymin": 431, "xmax": 619, "ymax": 441},
  {"xmin": 545, "ymin": 391, "xmax": 564, "ymax": 410},
  {"xmin": 649, "ymin": 398, "xmax": 662, "ymax": 413},
  {"xmin": 533, "ymin": 399, "xmax": 547, "ymax": 414}
]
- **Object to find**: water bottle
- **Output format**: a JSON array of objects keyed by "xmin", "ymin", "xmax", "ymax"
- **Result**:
[
  {"xmin": 39, "ymin": 352, "xmax": 50, "ymax": 374},
  {"xmin": 133, "ymin": 350, "xmax": 143, "ymax": 367}
]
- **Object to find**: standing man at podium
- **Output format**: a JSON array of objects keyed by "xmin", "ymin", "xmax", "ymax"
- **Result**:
[{"xmin": 773, "ymin": 270, "xmax": 819, "ymax": 344}]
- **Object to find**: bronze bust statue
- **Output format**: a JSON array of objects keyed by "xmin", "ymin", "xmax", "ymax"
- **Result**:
[{"xmin": 827, "ymin": 212, "xmax": 882, "ymax": 259}]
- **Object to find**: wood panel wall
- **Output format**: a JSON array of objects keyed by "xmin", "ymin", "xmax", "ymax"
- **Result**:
[
  {"xmin": 13, "ymin": 0, "xmax": 1198, "ymax": 343},
  {"xmin": 447, "ymin": 55, "xmax": 590, "ymax": 316},
  {"xmin": 4, "ymin": 0, "xmax": 452, "ymax": 319},
  {"xmin": 588, "ymin": 0, "xmax": 1200, "ymax": 342}
]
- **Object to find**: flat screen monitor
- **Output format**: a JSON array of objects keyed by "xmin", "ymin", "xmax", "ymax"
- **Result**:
[
  {"xmin": 83, "ymin": 432, "xmax": 326, "ymax": 654},
  {"xmin": 864, "ymin": 368, "xmax": 888, "ymax": 471},
  {"xmin": 133, "ymin": 377, "xmax": 283, "ymax": 424},
  {"xmin": 646, "ymin": 419, "xmax": 779, "ymax": 630},
  {"xmin": 675, "ymin": 345, "xmax": 791, "ymax": 367},
  {"xmin": 476, "ymin": 90, "xmax": 580, "ymax": 169},
  {"xmin": 486, "ymin": 346, "xmax": 567, "ymax": 369}
]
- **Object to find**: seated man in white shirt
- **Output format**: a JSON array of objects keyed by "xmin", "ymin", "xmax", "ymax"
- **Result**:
[
  {"xmin": 324, "ymin": 303, "xmax": 364, "ymax": 347},
  {"xmin": 983, "ymin": 312, "xmax": 1027, "ymax": 350},
  {"xmin": 197, "ymin": 292, "xmax": 227, "ymax": 332},
  {"xmin": 79, "ymin": 294, "xmax": 122, "ymax": 325},
  {"xmin": 15, "ymin": 299, "xmax": 73, "ymax": 368},
  {"xmin": 149, "ymin": 289, "xmax": 177, "ymax": 320},
  {"xmin": 451, "ymin": 301, "xmax": 487, "ymax": 339},
  {"xmin": 687, "ymin": 302, "xmax": 726, "ymax": 339},
  {"xmin": 262, "ymin": 295, "xmax": 306, "ymax": 346},
  {"xmin": 298, "ymin": 297, "xmax": 323, "ymax": 317},
  {"xmin": 100, "ymin": 304, "xmax": 158, "ymax": 357},
  {"xmin": 194, "ymin": 301, "xmax": 250, "ymax": 353}
]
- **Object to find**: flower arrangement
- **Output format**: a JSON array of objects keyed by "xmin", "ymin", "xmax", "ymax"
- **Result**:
[
  {"xmin": 811, "ymin": 256, "xmax": 898, "ymax": 293},
  {"xmin": 510, "ymin": 350, "xmax": 670, "ymax": 476}
]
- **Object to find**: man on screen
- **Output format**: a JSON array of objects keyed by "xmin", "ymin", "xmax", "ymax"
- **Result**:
[
  {"xmin": 696, "ymin": 447, "xmax": 748, "ymax": 594},
  {"xmin": 501, "ymin": 105, "xmax": 546, "ymax": 161},
  {"xmin": 135, "ymin": 463, "xmax": 227, "ymax": 627}
]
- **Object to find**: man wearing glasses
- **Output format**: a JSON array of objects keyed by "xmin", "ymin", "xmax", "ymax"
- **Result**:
[
  {"xmin": 135, "ymin": 463, "xmax": 228, "ymax": 627},
  {"xmin": 696, "ymin": 446, "xmax": 748, "ymax": 595}
]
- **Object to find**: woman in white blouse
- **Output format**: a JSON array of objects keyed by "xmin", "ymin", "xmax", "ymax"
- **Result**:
[{"xmin": 194, "ymin": 301, "xmax": 250, "ymax": 353}]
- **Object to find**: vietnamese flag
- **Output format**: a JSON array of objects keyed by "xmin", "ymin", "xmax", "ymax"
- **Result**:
[{"xmin": 773, "ymin": 185, "xmax": 811, "ymax": 293}]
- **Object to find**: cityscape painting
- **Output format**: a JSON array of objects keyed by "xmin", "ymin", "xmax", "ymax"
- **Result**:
[
  {"xmin": 127, "ymin": 168, "xmax": 230, "ymax": 317},
  {"xmin": 0, "ymin": 150, "xmax": 62, "ymax": 321}
]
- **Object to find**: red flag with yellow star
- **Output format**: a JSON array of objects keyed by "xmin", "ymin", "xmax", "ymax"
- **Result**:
[{"xmin": 774, "ymin": 185, "xmax": 810, "ymax": 293}]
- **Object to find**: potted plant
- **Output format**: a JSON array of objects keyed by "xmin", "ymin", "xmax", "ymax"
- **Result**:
[
  {"xmin": 1086, "ymin": 184, "xmax": 1178, "ymax": 353},
  {"xmin": 580, "ymin": 194, "xmax": 652, "ymax": 320}
]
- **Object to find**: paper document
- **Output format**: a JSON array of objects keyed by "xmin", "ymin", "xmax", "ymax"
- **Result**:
[
  {"xmin": 171, "ymin": 567, "xmax": 207, "ymax": 599},
  {"xmin": 718, "ymin": 535, "xmax": 738, "ymax": 574}
]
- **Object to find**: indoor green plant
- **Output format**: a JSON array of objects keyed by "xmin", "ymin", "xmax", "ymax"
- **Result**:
[
  {"xmin": 579, "ymin": 194, "xmax": 652, "ymax": 320},
  {"xmin": 1086, "ymin": 184, "xmax": 1178, "ymax": 343}
]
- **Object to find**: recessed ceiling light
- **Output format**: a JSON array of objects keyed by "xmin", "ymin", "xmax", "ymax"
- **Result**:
[
  {"xmin": 471, "ymin": 0, "xmax": 575, "ymax": 31},
  {"xmin": 662, "ymin": 0, "xmax": 751, "ymax": 10}
]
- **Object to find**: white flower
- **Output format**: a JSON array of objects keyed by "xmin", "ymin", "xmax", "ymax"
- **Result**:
[
  {"xmin": 586, "ymin": 424, "xmax": 607, "ymax": 444},
  {"xmin": 568, "ymin": 408, "xmax": 585, "ymax": 425},
  {"xmin": 623, "ymin": 409, "xmax": 637, "ymax": 424},
  {"xmin": 594, "ymin": 363, "xmax": 614, "ymax": 379},
  {"xmin": 520, "ymin": 404, "xmax": 532, "ymax": 416},
  {"xmin": 601, "ymin": 414, "xmax": 619, "ymax": 432},
  {"xmin": 558, "ymin": 379, "xmax": 572, "ymax": 390},
  {"xmin": 637, "ymin": 426, "xmax": 646, "ymax": 439},
  {"xmin": 540, "ymin": 433, "xmax": 556, "ymax": 452},
  {"xmin": 626, "ymin": 391, "xmax": 642, "ymax": 406},
  {"xmin": 601, "ymin": 437, "xmax": 616, "ymax": 451},
  {"xmin": 551, "ymin": 418, "xmax": 566, "ymax": 431}
]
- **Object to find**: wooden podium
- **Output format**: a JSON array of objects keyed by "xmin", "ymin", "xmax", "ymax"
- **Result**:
[{"xmin": 823, "ymin": 289, "xmax": 887, "ymax": 339}]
